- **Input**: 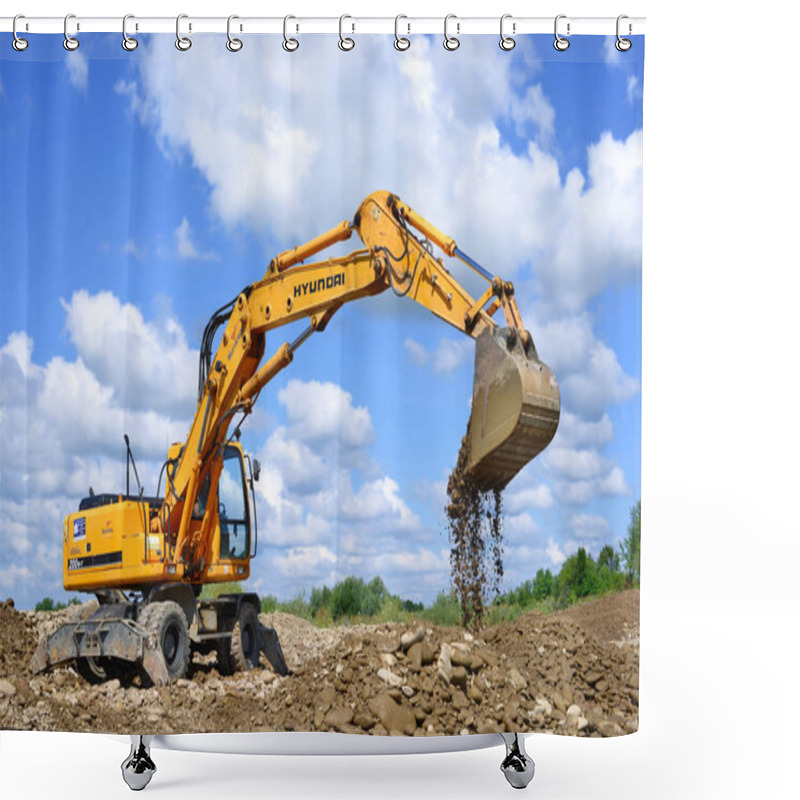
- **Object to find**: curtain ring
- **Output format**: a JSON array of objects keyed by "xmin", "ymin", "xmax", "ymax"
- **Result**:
[
  {"xmin": 443, "ymin": 14, "xmax": 460, "ymax": 51},
  {"xmin": 227, "ymin": 15, "xmax": 243, "ymax": 52},
  {"xmin": 394, "ymin": 15, "xmax": 410, "ymax": 51},
  {"xmin": 176, "ymin": 14, "xmax": 192, "ymax": 51},
  {"xmin": 283, "ymin": 15, "xmax": 299, "ymax": 52},
  {"xmin": 499, "ymin": 14, "xmax": 516, "ymax": 51},
  {"xmin": 615, "ymin": 15, "xmax": 632, "ymax": 52},
  {"xmin": 63, "ymin": 13, "xmax": 79, "ymax": 51},
  {"xmin": 122, "ymin": 15, "xmax": 138, "ymax": 51},
  {"xmin": 554, "ymin": 14, "xmax": 570, "ymax": 51},
  {"xmin": 12, "ymin": 15, "xmax": 29, "ymax": 51},
  {"xmin": 338, "ymin": 15, "xmax": 355, "ymax": 51}
]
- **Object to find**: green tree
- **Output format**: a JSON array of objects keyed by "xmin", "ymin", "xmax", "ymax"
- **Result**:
[
  {"xmin": 597, "ymin": 544, "xmax": 620, "ymax": 573},
  {"xmin": 532, "ymin": 568, "xmax": 554, "ymax": 600},
  {"xmin": 619, "ymin": 500, "xmax": 641, "ymax": 585},
  {"xmin": 35, "ymin": 597, "xmax": 56, "ymax": 612},
  {"xmin": 330, "ymin": 576, "xmax": 364, "ymax": 619}
]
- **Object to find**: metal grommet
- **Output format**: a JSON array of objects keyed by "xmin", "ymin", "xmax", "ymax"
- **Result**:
[
  {"xmin": 443, "ymin": 14, "xmax": 460, "ymax": 51},
  {"xmin": 12, "ymin": 15, "xmax": 29, "ymax": 51},
  {"xmin": 63, "ymin": 13, "xmax": 79, "ymax": 51},
  {"xmin": 283, "ymin": 15, "xmax": 299, "ymax": 52},
  {"xmin": 339, "ymin": 14, "xmax": 355, "ymax": 51},
  {"xmin": 227, "ymin": 15, "xmax": 243, "ymax": 52},
  {"xmin": 615, "ymin": 14, "xmax": 632, "ymax": 52},
  {"xmin": 394, "ymin": 15, "xmax": 410, "ymax": 51},
  {"xmin": 499, "ymin": 14, "xmax": 516, "ymax": 51},
  {"xmin": 554, "ymin": 14, "xmax": 570, "ymax": 51},
  {"xmin": 175, "ymin": 14, "xmax": 192, "ymax": 51},
  {"xmin": 122, "ymin": 14, "xmax": 138, "ymax": 51}
]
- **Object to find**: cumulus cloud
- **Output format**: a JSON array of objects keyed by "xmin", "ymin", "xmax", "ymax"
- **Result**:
[
  {"xmin": 571, "ymin": 513, "xmax": 611, "ymax": 542},
  {"xmin": 117, "ymin": 35, "xmax": 641, "ymax": 314},
  {"xmin": 404, "ymin": 337, "xmax": 473, "ymax": 374}
]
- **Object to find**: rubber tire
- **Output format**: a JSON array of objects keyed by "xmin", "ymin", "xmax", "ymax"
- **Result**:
[
  {"xmin": 224, "ymin": 603, "xmax": 261, "ymax": 673},
  {"xmin": 140, "ymin": 600, "xmax": 190, "ymax": 681},
  {"xmin": 75, "ymin": 656, "xmax": 138, "ymax": 685}
]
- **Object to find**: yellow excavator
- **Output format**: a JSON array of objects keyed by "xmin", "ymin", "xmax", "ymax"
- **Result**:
[{"xmin": 30, "ymin": 191, "xmax": 560, "ymax": 686}]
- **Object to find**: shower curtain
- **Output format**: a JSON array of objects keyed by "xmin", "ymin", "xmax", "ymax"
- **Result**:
[{"xmin": 0, "ymin": 23, "xmax": 643, "ymax": 739}]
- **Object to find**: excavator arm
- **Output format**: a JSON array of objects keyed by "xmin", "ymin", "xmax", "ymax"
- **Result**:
[{"xmin": 155, "ymin": 190, "xmax": 560, "ymax": 573}]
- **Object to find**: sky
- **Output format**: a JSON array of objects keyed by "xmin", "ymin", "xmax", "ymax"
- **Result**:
[{"xmin": 0, "ymin": 33, "xmax": 643, "ymax": 609}]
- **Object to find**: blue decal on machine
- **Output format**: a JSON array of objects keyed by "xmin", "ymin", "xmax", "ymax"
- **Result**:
[{"xmin": 73, "ymin": 518, "xmax": 86, "ymax": 541}]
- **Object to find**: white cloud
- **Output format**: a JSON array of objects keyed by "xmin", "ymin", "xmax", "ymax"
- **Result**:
[
  {"xmin": 627, "ymin": 75, "xmax": 643, "ymax": 105},
  {"xmin": 546, "ymin": 537, "xmax": 566, "ymax": 566},
  {"xmin": 174, "ymin": 217, "xmax": 218, "ymax": 261},
  {"xmin": 65, "ymin": 51, "xmax": 88, "ymax": 93},
  {"xmin": 540, "ymin": 313, "xmax": 639, "ymax": 420},
  {"xmin": 0, "ymin": 302, "xmax": 197, "ymax": 606},
  {"xmin": 571, "ymin": 513, "xmax": 611, "ymax": 542},
  {"xmin": 404, "ymin": 337, "xmax": 473, "ymax": 374},
  {"xmin": 511, "ymin": 84, "xmax": 556, "ymax": 147},
  {"xmin": 121, "ymin": 239, "xmax": 143, "ymax": 259},
  {"xmin": 62, "ymin": 290, "xmax": 197, "ymax": 418},
  {"xmin": 118, "ymin": 36, "xmax": 641, "ymax": 314}
]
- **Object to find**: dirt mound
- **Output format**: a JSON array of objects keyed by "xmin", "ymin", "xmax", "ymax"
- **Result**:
[
  {"xmin": 0, "ymin": 593, "xmax": 638, "ymax": 738},
  {"xmin": 552, "ymin": 590, "xmax": 640, "ymax": 644}
]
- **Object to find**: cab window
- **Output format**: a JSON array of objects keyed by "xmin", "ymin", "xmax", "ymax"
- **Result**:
[{"xmin": 218, "ymin": 447, "xmax": 250, "ymax": 560}]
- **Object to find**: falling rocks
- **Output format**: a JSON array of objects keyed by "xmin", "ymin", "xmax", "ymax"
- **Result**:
[{"xmin": 368, "ymin": 694, "xmax": 416, "ymax": 736}]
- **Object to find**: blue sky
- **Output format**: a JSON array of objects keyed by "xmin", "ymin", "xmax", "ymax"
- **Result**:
[{"xmin": 0, "ymin": 33, "xmax": 643, "ymax": 608}]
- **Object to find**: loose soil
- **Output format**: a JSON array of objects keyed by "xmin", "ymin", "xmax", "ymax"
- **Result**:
[{"xmin": 0, "ymin": 591, "xmax": 638, "ymax": 737}]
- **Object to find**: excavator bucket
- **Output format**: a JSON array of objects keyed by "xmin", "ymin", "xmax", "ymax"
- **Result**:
[{"xmin": 466, "ymin": 327, "xmax": 560, "ymax": 490}]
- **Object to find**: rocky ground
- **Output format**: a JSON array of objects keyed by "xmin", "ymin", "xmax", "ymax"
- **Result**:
[{"xmin": 0, "ymin": 591, "xmax": 639, "ymax": 737}]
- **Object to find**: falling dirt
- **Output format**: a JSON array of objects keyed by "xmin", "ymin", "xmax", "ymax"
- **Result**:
[
  {"xmin": 445, "ymin": 435, "xmax": 505, "ymax": 629},
  {"xmin": 0, "ymin": 591, "xmax": 639, "ymax": 738}
]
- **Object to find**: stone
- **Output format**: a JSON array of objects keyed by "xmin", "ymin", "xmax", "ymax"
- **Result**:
[
  {"xmin": 451, "ymin": 666, "xmax": 468, "ymax": 690},
  {"xmin": 469, "ymin": 655, "xmax": 485, "ymax": 672},
  {"xmin": 464, "ymin": 632, "xmax": 474, "ymax": 643},
  {"xmin": 478, "ymin": 719, "xmax": 502, "ymax": 734},
  {"xmin": 437, "ymin": 645, "xmax": 453, "ymax": 686},
  {"xmin": 400, "ymin": 628, "xmax": 425, "ymax": 650},
  {"xmin": 584, "ymin": 671, "xmax": 603, "ymax": 687},
  {"xmin": 368, "ymin": 694, "xmax": 416, "ymax": 736},
  {"xmin": 401, "ymin": 685, "xmax": 415, "ymax": 698},
  {"xmin": 566, "ymin": 704, "xmax": 582, "ymax": 718},
  {"xmin": 380, "ymin": 653, "xmax": 398, "ymax": 668},
  {"xmin": 467, "ymin": 684, "xmax": 484, "ymax": 704},
  {"xmin": 508, "ymin": 668, "xmax": 527, "ymax": 692},
  {"xmin": 105, "ymin": 679, "xmax": 121, "ymax": 693},
  {"xmin": 316, "ymin": 686, "xmax": 336, "ymax": 710},
  {"xmin": 377, "ymin": 668, "xmax": 403, "ymax": 688},
  {"xmin": 597, "ymin": 720, "xmax": 625, "ymax": 737},
  {"xmin": 533, "ymin": 696, "xmax": 552, "ymax": 716},
  {"xmin": 0, "ymin": 679, "xmax": 17, "ymax": 697},
  {"xmin": 552, "ymin": 691, "xmax": 566, "ymax": 712},
  {"xmin": 452, "ymin": 690, "xmax": 469, "ymax": 710},
  {"xmin": 353, "ymin": 710, "xmax": 375, "ymax": 731},
  {"xmin": 408, "ymin": 643, "xmax": 424, "ymax": 670},
  {"xmin": 450, "ymin": 649, "xmax": 472, "ymax": 669},
  {"xmin": 324, "ymin": 706, "xmax": 354, "ymax": 730}
]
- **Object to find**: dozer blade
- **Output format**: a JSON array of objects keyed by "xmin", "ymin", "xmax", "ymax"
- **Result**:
[{"xmin": 466, "ymin": 326, "xmax": 560, "ymax": 490}]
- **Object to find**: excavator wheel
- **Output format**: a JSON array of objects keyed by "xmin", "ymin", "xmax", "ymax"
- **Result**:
[
  {"xmin": 218, "ymin": 603, "xmax": 261, "ymax": 674},
  {"xmin": 138, "ymin": 600, "xmax": 190, "ymax": 682}
]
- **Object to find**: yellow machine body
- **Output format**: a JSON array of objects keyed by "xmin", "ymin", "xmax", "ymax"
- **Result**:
[{"xmin": 63, "ymin": 443, "xmax": 252, "ymax": 592}]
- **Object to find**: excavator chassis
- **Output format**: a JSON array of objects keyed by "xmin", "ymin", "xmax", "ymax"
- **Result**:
[{"xmin": 30, "ymin": 591, "xmax": 288, "ymax": 686}]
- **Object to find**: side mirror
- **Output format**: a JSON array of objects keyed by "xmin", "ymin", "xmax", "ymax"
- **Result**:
[{"xmin": 252, "ymin": 458, "xmax": 261, "ymax": 482}]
